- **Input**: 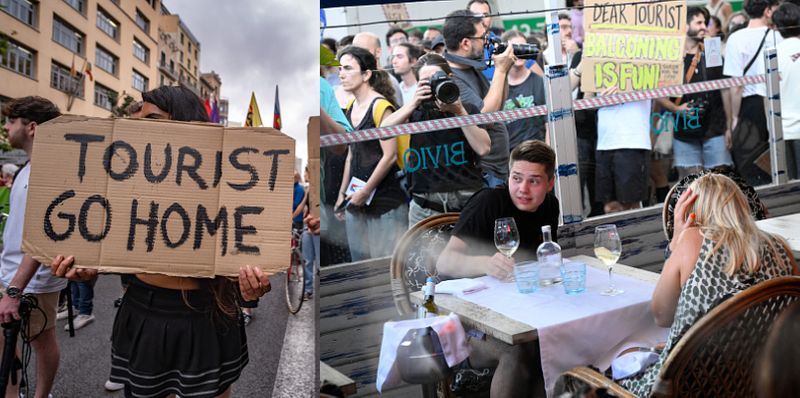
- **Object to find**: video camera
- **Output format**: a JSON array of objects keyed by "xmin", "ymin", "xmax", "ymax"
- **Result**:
[{"xmin": 484, "ymin": 36, "xmax": 540, "ymax": 66}]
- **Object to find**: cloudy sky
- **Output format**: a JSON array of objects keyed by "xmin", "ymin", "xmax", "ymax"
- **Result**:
[{"xmin": 165, "ymin": 0, "xmax": 318, "ymax": 164}]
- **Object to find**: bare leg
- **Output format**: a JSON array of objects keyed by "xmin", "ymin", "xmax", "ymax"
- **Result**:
[
  {"xmin": 604, "ymin": 201, "xmax": 625, "ymax": 214},
  {"xmin": 468, "ymin": 338, "xmax": 544, "ymax": 398},
  {"xmin": 30, "ymin": 327, "xmax": 59, "ymax": 398}
]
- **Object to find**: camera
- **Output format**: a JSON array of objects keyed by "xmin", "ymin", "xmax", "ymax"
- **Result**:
[
  {"xmin": 485, "ymin": 36, "xmax": 539, "ymax": 60},
  {"xmin": 424, "ymin": 71, "xmax": 460, "ymax": 105}
]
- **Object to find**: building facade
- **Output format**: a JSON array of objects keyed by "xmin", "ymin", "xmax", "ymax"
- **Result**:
[{"xmin": 0, "ymin": 0, "xmax": 161, "ymax": 117}]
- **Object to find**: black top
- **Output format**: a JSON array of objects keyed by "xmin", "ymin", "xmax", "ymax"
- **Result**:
[
  {"xmin": 406, "ymin": 102, "xmax": 485, "ymax": 194},
  {"xmin": 673, "ymin": 53, "xmax": 726, "ymax": 142},
  {"xmin": 504, "ymin": 72, "xmax": 547, "ymax": 149},
  {"xmin": 571, "ymin": 51, "xmax": 598, "ymax": 142},
  {"xmin": 345, "ymin": 97, "xmax": 406, "ymax": 216},
  {"xmin": 451, "ymin": 186, "xmax": 560, "ymax": 262}
]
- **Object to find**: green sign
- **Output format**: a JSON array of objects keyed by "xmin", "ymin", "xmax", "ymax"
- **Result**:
[{"xmin": 502, "ymin": 17, "xmax": 547, "ymax": 36}]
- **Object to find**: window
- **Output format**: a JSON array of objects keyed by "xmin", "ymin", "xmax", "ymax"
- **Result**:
[
  {"xmin": 169, "ymin": 60, "xmax": 174, "ymax": 73},
  {"xmin": 132, "ymin": 38, "xmax": 149, "ymax": 64},
  {"xmin": 95, "ymin": 46, "xmax": 118, "ymax": 76},
  {"xmin": 53, "ymin": 16, "xmax": 85, "ymax": 55},
  {"xmin": 132, "ymin": 70, "xmax": 148, "ymax": 92},
  {"xmin": 51, "ymin": 61, "xmax": 83, "ymax": 97},
  {"xmin": 94, "ymin": 83, "xmax": 116, "ymax": 110},
  {"xmin": 64, "ymin": 0, "xmax": 84, "ymax": 13},
  {"xmin": 180, "ymin": 33, "xmax": 184, "ymax": 45},
  {"xmin": 160, "ymin": 75, "xmax": 165, "ymax": 87},
  {"xmin": 135, "ymin": 9, "xmax": 149, "ymax": 33},
  {"xmin": 96, "ymin": 8, "xmax": 119, "ymax": 40},
  {"xmin": 0, "ymin": 39, "xmax": 34, "ymax": 78},
  {"xmin": 179, "ymin": 51, "xmax": 183, "ymax": 64},
  {"xmin": 147, "ymin": 0, "xmax": 157, "ymax": 8},
  {"xmin": 0, "ymin": 0, "xmax": 35, "ymax": 26},
  {"xmin": 187, "ymin": 59, "xmax": 191, "ymax": 71},
  {"xmin": 160, "ymin": 51, "xmax": 166, "ymax": 67}
]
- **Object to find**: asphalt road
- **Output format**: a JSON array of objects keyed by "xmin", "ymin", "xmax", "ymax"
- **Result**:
[{"xmin": 11, "ymin": 272, "xmax": 306, "ymax": 397}]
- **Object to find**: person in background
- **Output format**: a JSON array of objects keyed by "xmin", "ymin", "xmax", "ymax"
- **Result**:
[
  {"xmin": 774, "ymin": 2, "xmax": 800, "ymax": 179},
  {"xmin": 501, "ymin": 30, "xmax": 548, "ymax": 150},
  {"xmin": 352, "ymin": 32, "xmax": 405, "ymax": 107},
  {"xmin": 567, "ymin": 0, "xmax": 586, "ymax": 46},
  {"xmin": 408, "ymin": 29, "xmax": 424, "ymax": 45},
  {"xmin": 292, "ymin": 170, "xmax": 307, "ymax": 231},
  {"xmin": 301, "ymin": 167, "xmax": 320, "ymax": 300},
  {"xmin": 706, "ymin": 0, "xmax": 734, "ymax": 27},
  {"xmin": 424, "ymin": 26, "xmax": 442, "ymax": 41},
  {"xmin": 392, "ymin": 43, "xmax": 424, "ymax": 106},
  {"xmin": 0, "ymin": 163, "xmax": 18, "ymax": 241}
]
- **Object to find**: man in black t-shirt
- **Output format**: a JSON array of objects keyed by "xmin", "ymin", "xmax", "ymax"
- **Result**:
[
  {"xmin": 435, "ymin": 140, "xmax": 558, "ymax": 398},
  {"xmin": 437, "ymin": 140, "xmax": 559, "ymax": 279}
]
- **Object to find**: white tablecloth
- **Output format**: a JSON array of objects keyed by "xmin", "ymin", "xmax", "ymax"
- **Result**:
[{"xmin": 455, "ymin": 262, "xmax": 669, "ymax": 397}]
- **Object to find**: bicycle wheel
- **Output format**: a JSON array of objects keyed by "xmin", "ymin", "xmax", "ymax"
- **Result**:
[{"xmin": 285, "ymin": 249, "xmax": 305, "ymax": 314}]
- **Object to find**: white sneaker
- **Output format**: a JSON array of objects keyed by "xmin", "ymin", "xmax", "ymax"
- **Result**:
[
  {"xmin": 56, "ymin": 308, "xmax": 71, "ymax": 320},
  {"xmin": 65, "ymin": 314, "xmax": 95, "ymax": 331},
  {"xmin": 104, "ymin": 380, "xmax": 124, "ymax": 391}
]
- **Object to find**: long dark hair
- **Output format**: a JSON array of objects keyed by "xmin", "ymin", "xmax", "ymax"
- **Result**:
[
  {"xmin": 141, "ymin": 86, "xmax": 237, "ymax": 319},
  {"xmin": 337, "ymin": 45, "xmax": 397, "ymax": 108}
]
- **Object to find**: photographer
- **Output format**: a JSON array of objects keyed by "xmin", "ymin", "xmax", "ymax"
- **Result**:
[
  {"xmin": 382, "ymin": 53, "xmax": 490, "ymax": 225},
  {"xmin": 657, "ymin": 7, "xmax": 732, "ymax": 180},
  {"xmin": 443, "ymin": 9, "xmax": 515, "ymax": 187}
]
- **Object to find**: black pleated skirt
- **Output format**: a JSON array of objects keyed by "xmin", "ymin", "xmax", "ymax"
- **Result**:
[{"xmin": 110, "ymin": 277, "xmax": 248, "ymax": 398}]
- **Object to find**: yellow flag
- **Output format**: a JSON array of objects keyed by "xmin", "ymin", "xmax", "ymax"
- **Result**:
[{"xmin": 245, "ymin": 92, "xmax": 263, "ymax": 127}]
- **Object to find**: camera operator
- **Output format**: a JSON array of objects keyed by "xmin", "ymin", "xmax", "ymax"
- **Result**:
[
  {"xmin": 0, "ymin": 97, "xmax": 66, "ymax": 398},
  {"xmin": 443, "ymin": 9, "xmax": 515, "ymax": 187},
  {"xmin": 382, "ymin": 53, "xmax": 490, "ymax": 225},
  {"xmin": 656, "ymin": 7, "xmax": 732, "ymax": 180}
]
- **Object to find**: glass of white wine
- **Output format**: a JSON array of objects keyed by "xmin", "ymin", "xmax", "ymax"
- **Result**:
[
  {"xmin": 594, "ymin": 224, "xmax": 624, "ymax": 296},
  {"xmin": 494, "ymin": 217, "xmax": 519, "ymax": 281}
]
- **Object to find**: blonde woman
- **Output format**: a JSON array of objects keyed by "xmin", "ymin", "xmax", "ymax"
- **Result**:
[{"xmin": 621, "ymin": 173, "xmax": 799, "ymax": 397}]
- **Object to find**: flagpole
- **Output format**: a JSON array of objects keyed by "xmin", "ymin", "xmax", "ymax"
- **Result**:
[{"xmin": 66, "ymin": 58, "xmax": 88, "ymax": 112}]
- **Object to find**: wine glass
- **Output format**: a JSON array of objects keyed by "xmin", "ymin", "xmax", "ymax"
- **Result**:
[
  {"xmin": 494, "ymin": 217, "xmax": 519, "ymax": 281},
  {"xmin": 594, "ymin": 224, "xmax": 624, "ymax": 296}
]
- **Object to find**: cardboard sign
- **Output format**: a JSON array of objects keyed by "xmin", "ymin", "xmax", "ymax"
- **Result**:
[
  {"xmin": 307, "ymin": 117, "xmax": 320, "ymax": 219},
  {"xmin": 23, "ymin": 115, "xmax": 294, "ymax": 278},
  {"xmin": 582, "ymin": 0, "xmax": 687, "ymax": 92}
]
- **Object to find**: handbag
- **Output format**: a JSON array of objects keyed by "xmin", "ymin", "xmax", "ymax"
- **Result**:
[{"xmin": 395, "ymin": 326, "xmax": 450, "ymax": 384}]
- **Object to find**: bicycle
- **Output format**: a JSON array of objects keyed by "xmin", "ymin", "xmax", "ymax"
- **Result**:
[{"xmin": 285, "ymin": 228, "xmax": 305, "ymax": 314}]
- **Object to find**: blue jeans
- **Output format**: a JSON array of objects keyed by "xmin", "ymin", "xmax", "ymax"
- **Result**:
[
  {"xmin": 302, "ymin": 230, "xmax": 320, "ymax": 293},
  {"xmin": 345, "ymin": 205, "xmax": 409, "ymax": 261},
  {"xmin": 673, "ymin": 135, "xmax": 733, "ymax": 169},
  {"xmin": 71, "ymin": 278, "xmax": 97, "ymax": 315},
  {"xmin": 482, "ymin": 172, "xmax": 506, "ymax": 188}
]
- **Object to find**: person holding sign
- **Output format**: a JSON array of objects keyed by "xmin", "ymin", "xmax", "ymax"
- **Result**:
[
  {"xmin": 0, "ymin": 96, "xmax": 65, "ymax": 398},
  {"xmin": 49, "ymin": 86, "xmax": 272, "ymax": 398}
]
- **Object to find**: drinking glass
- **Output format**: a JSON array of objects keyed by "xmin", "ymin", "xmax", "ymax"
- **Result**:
[
  {"xmin": 594, "ymin": 224, "xmax": 624, "ymax": 296},
  {"xmin": 494, "ymin": 217, "xmax": 519, "ymax": 281}
]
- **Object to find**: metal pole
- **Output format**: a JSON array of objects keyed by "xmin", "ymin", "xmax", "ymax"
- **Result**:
[
  {"xmin": 544, "ymin": 0, "xmax": 583, "ymax": 225},
  {"xmin": 764, "ymin": 48, "xmax": 787, "ymax": 185}
]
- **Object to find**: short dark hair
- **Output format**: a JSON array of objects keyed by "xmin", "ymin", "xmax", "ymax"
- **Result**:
[
  {"xmin": 558, "ymin": 13, "xmax": 571, "ymax": 21},
  {"xmin": 1, "ymin": 96, "xmax": 61, "ymax": 125},
  {"xmin": 501, "ymin": 29, "xmax": 526, "ymax": 42},
  {"xmin": 773, "ymin": 2, "xmax": 800, "ymax": 38},
  {"xmin": 142, "ymin": 86, "xmax": 210, "ymax": 122},
  {"xmin": 386, "ymin": 26, "xmax": 408, "ymax": 45},
  {"xmin": 338, "ymin": 35, "xmax": 354, "ymax": 47},
  {"xmin": 509, "ymin": 140, "xmax": 556, "ymax": 178},
  {"xmin": 396, "ymin": 42, "xmax": 424, "ymax": 62},
  {"xmin": 744, "ymin": 0, "xmax": 779, "ymax": 19},
  {"xmin": 443, "ymin": 9, "xmax": 483, "ymax": 51},
  {"xmin": 413, "ymin": 52, "xmax": 455, "ymax": 80},
  {"xmin": 409, "ymin": 29, "xmax": 424, "ymax": 40},
  {"xmin": 686, "ymin": 6, "xmax": 709, "ymax": 25},
  {"xmin": 467, "ymin": 0, "xmax": 491, "ymax": 12},
  {"xmin": 322, "ymin": 37, "xmax": 338, "ymax": 54}
]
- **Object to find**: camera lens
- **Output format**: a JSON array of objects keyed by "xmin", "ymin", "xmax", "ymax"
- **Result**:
[
  {"xmin": 511, "ymin": 43, "xmax": 539, "ymax": 59},
  {"xmin": 429, "ymin": 71, "xmax": 460, "ymax": 104}
]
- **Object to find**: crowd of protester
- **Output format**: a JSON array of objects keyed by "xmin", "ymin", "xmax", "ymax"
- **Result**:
[{"xmin": 320, "ymin": 0, "xmax": 800, "ymax": 266}]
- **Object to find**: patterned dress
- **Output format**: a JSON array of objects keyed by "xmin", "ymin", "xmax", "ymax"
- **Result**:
[{"xmin": 621, "ymin": 234, "xmax": 794, "ymax": 397}]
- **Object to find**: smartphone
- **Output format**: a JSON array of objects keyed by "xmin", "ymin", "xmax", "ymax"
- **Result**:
[{"xmin": 334, "ymin": 199, "xmax": 350, "ymax": 215}]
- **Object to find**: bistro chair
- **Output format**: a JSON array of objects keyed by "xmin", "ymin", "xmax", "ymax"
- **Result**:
[
  {"xmin": 390, "ymin": 212, "xmax": 460, "ymax": 316},
  {"xmin": 557, "ymin": 276, "xmax": 800, "ymax": 398}
]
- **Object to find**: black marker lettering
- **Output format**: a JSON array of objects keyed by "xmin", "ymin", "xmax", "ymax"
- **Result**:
[
  {"xmin": 176, "ymin": 146, "xmax": 208, "ymax": 189},
  {"xmin": 213, "ymin": 150, "xmax": 223, "ymax": 188},
  {"xmin": 44, "ymin": 190, "xmax": 76, "ymax": 241},
  {"xmin": 227, "ymin": 147, "xmax": 259, "ymax": 191},
  {"xmin": 144, "ymin": 143, "xmax": 172, "ymax": 183},
  {"xmin": 103, "ymin": 140, "xmax": 139, "ymax": 181},
  {"xmin": 194, "ymin": 205, "xmax": 228, "ymax": 256},
  {"xmin": 234, "ymin": 206, "xmax": 263, "ymax": 255},
  {"xmin": 78, "ymin": 194, "xmax": 111, "ymax": 241},
  {"xmin": 160, "ymin": 202, "xmax": 190, "ymax": 248},
  {"xmin": 263, "ymin": 149, "xmax": 290, "ymax": 191},
  {"xmin": 64, "ymin": 134, "xmax": 105, "ymax": 183},
  {"xmin": 128, "ymin": 199, "xmax": 159, "ymax": 252}
]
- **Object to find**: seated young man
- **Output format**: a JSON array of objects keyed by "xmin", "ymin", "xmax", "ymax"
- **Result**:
[
  {"xmin": 437, "ymin": 139, "xmax": 560, "ymax": 279},
  {"xmin": 435, "ymin": 139, "xmax": 560, "ymax": 397}
]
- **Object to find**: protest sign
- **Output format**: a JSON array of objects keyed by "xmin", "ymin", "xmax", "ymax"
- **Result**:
[
  {"xmin": 307, "ymin": 117, "xmax": 320, "ymax": 219},
  {"xmin": 582, "ymin": 0, "xmax": 687, "ymax": 92},
  {"xmin": 23, "ymin": 115, "xmax": 294, "ymax": 277}
]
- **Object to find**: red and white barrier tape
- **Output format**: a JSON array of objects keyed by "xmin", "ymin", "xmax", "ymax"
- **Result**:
[{"xmin": 321, "ymin": 74, "xmax": 767, "ymax": 147}]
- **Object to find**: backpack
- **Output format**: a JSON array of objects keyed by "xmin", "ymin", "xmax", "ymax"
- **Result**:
[{"xmin": 346, "ymin": 98, "xmax": 408, "ymax": 169}]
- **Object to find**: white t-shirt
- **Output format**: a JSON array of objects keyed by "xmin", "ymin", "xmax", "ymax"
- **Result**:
[
  {"xmin": 723, "ymin": 27, "xmax": 784, "ymax": 98},
  {"xmin": 777, "ymin": 37, "xmax": 800, "ymax": 140},
  {"xmin": 0, "ymin": 164, "xmax": 67, "ymax": 294},
  {"xmin": 597, "ymin": 100, "xmax": 652, "ymax": 151},
  {"xmin": 399, "ymin": 80, "xmax": 418, "ymax": 107}
]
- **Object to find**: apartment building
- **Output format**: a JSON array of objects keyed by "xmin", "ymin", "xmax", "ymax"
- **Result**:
[{"xmin": 0, "ymin": 0, "xmax": 161, "ymax": 117}]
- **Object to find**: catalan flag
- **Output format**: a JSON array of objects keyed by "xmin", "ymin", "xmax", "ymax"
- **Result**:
[
  {"xmin": 84, "ymin": 62, "xmax": 93, "ymax": 81},
  {"xmin": 245, "ymin": 92, "xmax": 263, "ymax": 127},
  {"xmin": 273, "ymin": 85, "xmax": 281, "ymax": 130}
]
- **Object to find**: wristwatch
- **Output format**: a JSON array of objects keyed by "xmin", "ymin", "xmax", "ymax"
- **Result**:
[{"xmin": 5, "ymin": 286, "xmax": 22, "ymax": 299}]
